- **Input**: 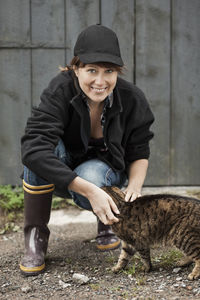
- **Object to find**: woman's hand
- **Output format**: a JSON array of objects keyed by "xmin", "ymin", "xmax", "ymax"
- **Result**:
[
  {"xmin": 87, "ymin": 187, "xmax": 120, "ymax": 225},
  {"xmin": 68, "ymin": 176, "xmax": 120, "ymax": 225},
  {"xmin": 124, "ymin": 159, "xmax": 148, "ymax": 202},
  {"xmin": 123, "ymin": 186, "xmax": 142, "ymax": 202}
]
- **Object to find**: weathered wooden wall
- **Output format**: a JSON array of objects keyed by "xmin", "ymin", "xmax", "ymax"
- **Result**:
[{"xmin": 0, "ymin": 0, "xmax": 199, "ymax": 186}]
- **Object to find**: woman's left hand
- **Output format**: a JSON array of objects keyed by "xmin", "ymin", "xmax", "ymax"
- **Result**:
[{"xmin": 122, "ymin": 186, "xmax": 142, "ymax": 202}]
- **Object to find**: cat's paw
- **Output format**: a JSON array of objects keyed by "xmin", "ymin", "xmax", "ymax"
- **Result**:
[
  {"xmin": 188, "ymin": 271, "xmax": 200, "ymax": 280},
  {"xmin": 142, "ymin": 262, "xmax": 152, "ymax": 273},
  {"xmin": 112, "ymin": 265, "xmax": 122, "ymax": 273}
]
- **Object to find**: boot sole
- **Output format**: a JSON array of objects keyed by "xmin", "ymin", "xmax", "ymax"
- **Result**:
[
  {"xmin": 96, "ymin": 240, "xmax": 121, "ymax": 251},
  {"xmin": 19, "ymin": 263, "xmax": 45, "ymax": 276}
]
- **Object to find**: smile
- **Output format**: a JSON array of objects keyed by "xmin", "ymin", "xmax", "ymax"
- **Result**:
[{"xmin": 91, "ymin": 87, "xmax": 107, "ymax": 92}]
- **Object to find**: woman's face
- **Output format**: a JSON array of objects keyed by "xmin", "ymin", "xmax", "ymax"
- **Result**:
[{"xmin": 74, "ymin": 64, "xmax": 118, "ymax": 104}]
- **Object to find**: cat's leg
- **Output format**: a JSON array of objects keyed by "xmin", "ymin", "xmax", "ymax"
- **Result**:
[
  {"xmin": 112, "ymin": 240, "xmax": 135, "ymax": 273},
  {"xmin": 188, "ymin": 259, "xmax": 200, "ymax": 280},
  {"xmin": 137, "ymin": 247, "xmax": 152, "ymax": 272},
  {"xmin": 177, "ymin": 229, "xmax": 200, "ymax": 280}
]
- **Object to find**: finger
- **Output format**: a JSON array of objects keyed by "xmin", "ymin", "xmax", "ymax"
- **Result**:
[
  {"xmin": 98, "ymin": 213, "xmax": 109, "ymax": 225},
  {"xmin": 108, "ymin": 198, "xmax": 120, "ymax": 215},
  {"xmin": 130, "ymin": 192, "xmax": 142, "ymax": 202},
  {"xmin": 106, "ymin": 209, "xmax": 119, "ymax": 224},
  {"xmin": 130, "ymin": 193, "xmax": 137, "ymax": 202},
  {"xmin": 125, "ymin": 191, "xmax": 132, "ymax": 202}
]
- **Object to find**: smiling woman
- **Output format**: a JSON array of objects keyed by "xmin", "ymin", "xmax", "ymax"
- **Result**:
[
  {"xmin": 20, "ymin": 24, "xmax": 154, "ymax": 276},
  {"xmin": 74, "ymin": 64, "xmax": 118, "ymax": 104}
]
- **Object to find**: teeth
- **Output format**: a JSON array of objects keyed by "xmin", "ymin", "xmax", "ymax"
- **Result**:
[{"xmin": 91, "ymin": 87, "xmax": 106, "ymax": 92}]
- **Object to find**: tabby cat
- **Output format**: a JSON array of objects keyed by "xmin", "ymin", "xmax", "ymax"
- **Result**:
[{"xmin": 102, "ymin": 186, "xmax": 200, "ymax": 280}]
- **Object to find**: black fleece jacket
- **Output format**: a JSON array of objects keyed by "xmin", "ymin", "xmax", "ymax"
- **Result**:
[{"xmin": 21, "ymin": 70, "xmax": 154, "ymax": 193}]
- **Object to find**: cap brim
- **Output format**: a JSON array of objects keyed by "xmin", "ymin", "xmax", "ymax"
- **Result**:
[{"xmin": 78, "ymin": 52, "xmax": 124, "ymax": 67}]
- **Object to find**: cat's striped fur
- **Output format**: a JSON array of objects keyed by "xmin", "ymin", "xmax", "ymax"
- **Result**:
[{"xmin": 102, "ymin": 186, "xmax": 200, "ymax": 280}]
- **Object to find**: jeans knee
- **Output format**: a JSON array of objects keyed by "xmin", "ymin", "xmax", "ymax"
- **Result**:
[{"xmin": 74, "ymin": 159, "xmax": 110, "ymax": 187}]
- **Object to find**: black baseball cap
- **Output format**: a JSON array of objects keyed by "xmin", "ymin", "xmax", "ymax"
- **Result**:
[{"xmin": 74, "ymin": 24, "xmax": 124, "ymax": 66}]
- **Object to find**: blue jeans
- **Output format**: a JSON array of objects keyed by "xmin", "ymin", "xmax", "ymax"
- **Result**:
[{"xmin": 23, "ymin": 140, "xmax": 126, "ymax": 211}]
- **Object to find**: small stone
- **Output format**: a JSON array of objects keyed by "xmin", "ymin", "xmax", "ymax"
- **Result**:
[
  {"xmin": 21, "ymin": 285, "xmax": 32, "ymax": 293},
  {"xmin": 186, "ymin": 285, "xmax": 193, "ymax": 290},
  {"xmin": 193, "ymin": 288, "xmax": 200, "ymax": 295},
  {"xmin": 176, "ymin": 277, "xmax": 182, "ymax": 281},
  {"xmin": 173, "ymin": 267, "xmax": 181, "ymax": 273},
  {"xmin": 72, "ymin": 273, "xmax": 90, "ymax": 284},
  {"xmin": 59, "ymin": 280, "xmax": 71, "ymax": 289}
]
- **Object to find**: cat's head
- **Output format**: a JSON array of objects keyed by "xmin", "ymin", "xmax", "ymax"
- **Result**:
[{"xmin": 101, "ymin": 186, "xmax": 125, "ymax": 207}]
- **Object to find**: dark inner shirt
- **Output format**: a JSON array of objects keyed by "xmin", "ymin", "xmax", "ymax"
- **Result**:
[{"xmin": 86, "ymin": 137, "xmax": 107, "ymax": 159}]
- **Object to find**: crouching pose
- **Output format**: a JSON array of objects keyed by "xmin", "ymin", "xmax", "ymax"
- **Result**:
[{"xmin": 20, "ymin": 24, "xmax": 154, "ymax": 276}]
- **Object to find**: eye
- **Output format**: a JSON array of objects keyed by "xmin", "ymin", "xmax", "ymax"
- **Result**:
[
  {"xmin": 87, "ymin": 68, "xmax": 96, "ymax": 73},
  {"xmin": 105, "ymin": 69, "xmax": 114, "ymax": 73}
]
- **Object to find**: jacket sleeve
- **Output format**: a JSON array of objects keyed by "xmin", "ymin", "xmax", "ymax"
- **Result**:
[
  {"xmin": 21, "ymin": 84, "xmax": 78, "ymax": 191},
  {"xmin": 124, "ymin": 98, "xmax": 154, "ymax": 165}
]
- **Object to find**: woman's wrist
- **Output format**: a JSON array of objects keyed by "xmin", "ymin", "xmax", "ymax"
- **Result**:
[{"xmin": 68, "ymin": 176, "xmax": 98, "ymax": 199}]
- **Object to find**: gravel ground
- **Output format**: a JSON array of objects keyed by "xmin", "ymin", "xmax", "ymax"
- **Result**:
[{"xmin": 1, "ymin": 187, "xmax": 200, "ymax": 300}]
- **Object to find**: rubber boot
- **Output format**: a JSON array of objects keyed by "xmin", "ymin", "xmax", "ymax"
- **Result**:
[
  {"xmin": 96, "ymin": 218, "xmax": 121, "ymax": 251},
  {"xmin": 19, "ymin": 180, "xmax": 54, "ymax": 276}
]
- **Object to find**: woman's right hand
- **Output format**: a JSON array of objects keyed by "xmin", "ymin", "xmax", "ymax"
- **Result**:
[
  {"xmin": 68, "ymin": 176, "xmax": 120, "ymax": 225},
  {"xmin": 87, "ymin": 186, "xmax": 120, "ymax": 225}
]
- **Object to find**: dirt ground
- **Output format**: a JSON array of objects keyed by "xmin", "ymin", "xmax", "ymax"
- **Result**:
[{"xmin": 1, "ymin": 187, "xmax": 200, "ymax": 300}]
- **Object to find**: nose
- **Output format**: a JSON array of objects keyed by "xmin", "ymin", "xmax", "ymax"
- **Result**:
[{"xmin": 94, "ymin": 73, "xmax": 105, "ymax": 86}]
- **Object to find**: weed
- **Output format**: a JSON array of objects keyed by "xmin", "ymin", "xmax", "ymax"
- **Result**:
[
  {"xmin": 153, "ymin": 248, "xmax": 183, "ymax": 268},
  {"xmin": 123, "ymin": 254, "xmax": 144, "ymax": 276},
  {"xmin": 52, "ymin": 196, "xmax": 68, "ymax": 209},
  {"xmin": 0, "ymin": 222, "xmax": 21, "ymax": 235},
  {"xmin": 124, "ymin": 263, "xmax": 136, "ymax": 276},
  {"xmin": 0, "ymin": 185, "xmax": 24, "ymax": 212},
  {"xmin": 135, "ymin": 275, "xmax": 147, "ymax": 286}
]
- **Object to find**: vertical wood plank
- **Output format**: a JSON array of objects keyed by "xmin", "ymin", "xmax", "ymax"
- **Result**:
[
  {"xmin": 135, "ymin": 0, "xmax": 171, "ymax": 185},
  {"xmin": 31, "ymin": 0, "xmax": 65, "ymax": 47},
  {"xmin": 101, "ymin": 0, "xmax": 134, "ymax": 82},
  {"xmin": 0, "ymin": 0, "xmax": 30, "ymax": 46},
  {"xmin": 0, "ymin": 50, "xmax": 31, "ymax": 185},
  {"xmin": 32, "ymin": 49, "xmax": 65, "ymax": 107},
  {"xmin": 171, "ymin": 0, "xmax": 200, "ymax": 184},
  {"xmin": 65, "ymin": 0, "xmax": 100, "ymax": 63}
]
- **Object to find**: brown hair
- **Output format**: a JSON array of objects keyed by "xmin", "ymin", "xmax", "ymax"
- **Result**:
[{"xmin": 60, "ymin": 56, "xmax": 124, "ymax": 74}]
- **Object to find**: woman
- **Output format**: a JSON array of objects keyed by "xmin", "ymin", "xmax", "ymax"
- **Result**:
[{"xmin": 20, "ymin": 24, "xmax": 154, "ymax": 276}]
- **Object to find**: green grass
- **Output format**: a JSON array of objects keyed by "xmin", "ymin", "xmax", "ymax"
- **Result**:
[
  {"xmin": 0, "ymin": 185, "xmax": 24, "ymax": 212},
  {"xmin": 152, "ymin": 248, "xmax": 183, "ymax": 268}
]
